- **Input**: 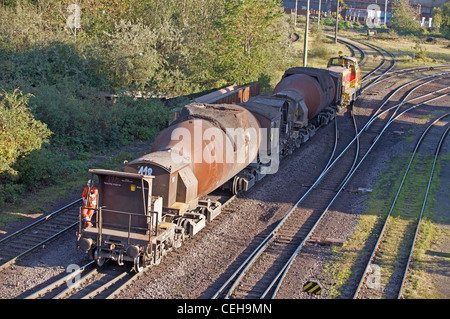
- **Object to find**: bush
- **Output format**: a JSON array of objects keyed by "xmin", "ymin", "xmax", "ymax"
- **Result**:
[
  {"xmin": 0, "ymin": 182, "xmax": 24, "ymax": 205},
  {"xmin": 0, "ymin": 0, "xmax": 299, "ymax": 206},
  {"xmin": 412, "ymin": 42, "xmax": 428, "ymax": 60},
  {"xmin": 0, "ymin": 145, "xmax": 87, "ymax": 204},
  {"xmin": 14, "ymin": 146, "xmax": 85, "ymax": 187},
  {"xmin": 0, "ymin": 88, "xmax": 57, "ymax": 205},
  {"xmin": 112, "ymin": 96, "xmax": 171, "ymax": 144},
  {"xmin": 391, "ymin": 0, "xmax": 426, "ymax": 35},
  {"xmin": 0, "ymin": 89, "xmax": 51, "ymax": 175},
  {"xmin": 99, "ymin": 20, "xmax": 160, "ymax": 91},
  {"xmin": 338, "ymin": 21, "xmax": 353, "ymax": 30},
  {"xmin": 311, "ymin": 45, "xmax": 332, "ymax": 59},
  {"xmin": 0, "ymin": 41, "xmax": 107, "ymax": 90},
  {"xmin": 28, "ymin": 82, "xmax": 119, "ymax": 153}
]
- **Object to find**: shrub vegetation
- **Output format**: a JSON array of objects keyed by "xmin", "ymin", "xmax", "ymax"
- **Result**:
[{"xmin": 0, "ymin": 0, "xmax": 297, "ymax": 206}]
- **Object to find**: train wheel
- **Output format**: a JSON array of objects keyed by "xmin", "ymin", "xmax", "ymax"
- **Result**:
[{"xmin": 134, "ymin": 256, "xmax": 144, "ymax": 273}]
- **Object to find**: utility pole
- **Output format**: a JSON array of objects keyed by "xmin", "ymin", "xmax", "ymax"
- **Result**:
[
  {"xmin": 303, "ymin": 0, "xmax": 310, "ymax": 67},
  {"xmin": 384, "ymin": 0, "xmax": 388, "ymax": 26},
  {"xmin": 335, "ymin": 0, "xmax": 340, "ymax": 44},
  {"xmin": 294, "ymin": 0, "xmax": 298, "ymax": 26},
  {"xmin": 318, "ymin": 0, "xmax": 322, "ymax": 25}
]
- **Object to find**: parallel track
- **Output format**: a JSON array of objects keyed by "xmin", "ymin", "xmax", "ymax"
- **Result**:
[
  {"xmin": 25, "ymin": 260, "xmax": 136, "ymax": 299},
  {"xmin": 211, "ymin": 58, "xmax": 450, "ymax": 299},
  {"xmin": 0, "ymin": 199, "xmax": 82, "ymax": 272},
  {"xmin": 353, "ymin": 113, "xmax": 450, "ymax": 299},
  {"xmin": 212, "ymin": 41, "xmax": 393, "ymax": 299},
  {"xmin": 24, "ymin": 194, "xmax": 237, "ymax": 299},
  {"xmin": 6, "ymin": 36, "xmax": 449, "ymax": 299},
  {"xmin": 0, "ymin": 35, "xmax": 376, "ymax": 277}
]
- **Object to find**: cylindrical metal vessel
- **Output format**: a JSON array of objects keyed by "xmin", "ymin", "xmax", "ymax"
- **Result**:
[
  {"xmin": 273, "ymin": 73, "xmax": 334, "ymax": 119},
  {"xmin": 148, "ymin": 103, "xmax": 261, "ymax": 197}
]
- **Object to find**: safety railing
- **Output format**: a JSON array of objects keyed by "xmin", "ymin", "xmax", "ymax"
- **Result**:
[{"xmin": 79, "ymin": 206, "xmax": 160, "ymax": 246}]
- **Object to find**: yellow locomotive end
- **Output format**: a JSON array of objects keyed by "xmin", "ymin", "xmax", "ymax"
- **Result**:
[{"xmin": 327, "ymin": 56, "xmax": 361, "ymax": 107}]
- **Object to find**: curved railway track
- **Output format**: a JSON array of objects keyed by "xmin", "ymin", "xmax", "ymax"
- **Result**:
[
  {"xmin": 211, "ymin": 42, "xmax": 393, "ymax": 298},
  {"xmin": 3, "ymin": 35, "xmax": 448, "ymax": 300},
  {"xmin": 0, "ymin": 35, "xmax": 381, "ymax": 277},
  {"xmin": 211, "ymin": 61, "xmax": 450, "ymax": 299}
]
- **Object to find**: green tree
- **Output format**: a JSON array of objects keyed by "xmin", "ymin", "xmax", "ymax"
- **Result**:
[
  {"xmin": 0, "ymin": 89, "xmax": 51, "ymax": 175},
  {"xmin": 432, "ymin": 7, "xmax": 443, "ymax": 29},
  {"xmin": 391, "ymin": 0, "xmax": 424, "ymax": 35},
  {"xmin": 437, "ymin": 2, "xmax": 450, "ymax": 39},
  {"xmin": 216, "ymin": 0, "xmax": 288, "ymax": 85}
]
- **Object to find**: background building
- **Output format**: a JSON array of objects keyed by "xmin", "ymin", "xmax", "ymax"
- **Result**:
[{"xmin": 282, "ymin": 0, "xmax": 448, "ymax": 23}]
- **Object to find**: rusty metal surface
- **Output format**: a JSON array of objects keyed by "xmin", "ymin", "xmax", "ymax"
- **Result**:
[
  {"xmin": 274, "ymin": 68, "xmax": 338, "ymax": 118},
  {"xmin": 273, "ymin": 73, "xmax": 326, "ymax": 119},
  {"xmin": 194, "ymin": 83, "xmax": 260, "ymax": 105},
  {"xmin": 136, "ymin": 103, "xmax": 261, "ymax": 202}
]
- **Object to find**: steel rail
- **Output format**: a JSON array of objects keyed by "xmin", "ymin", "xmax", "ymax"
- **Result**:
[
  {"xmin": 325, "ymin": 35, "xmax": 365, "ymax": 65},
  {"xmin": 212, "ymin": 81, "xmax": 449, "ymax": 299},
  {"xmin": 81, "ymin": 270, "xmax": 131, "ymax": 299},
  {"xmin": 266, "ymin": 91, "xmax": 449, "ymax": 299},
  {"xmin": 360, "ymin": 42, "xmax": 396, "ymax": 91},
  {"xmin": 212, "ymin": 105, "xmax": 341, "ymax": 300},
  {"xmin": 25, "ymin": 260, "xmax": 95, "ymax": 299},
  {"xmin": 302, "ymin": 84, "xmax": 450, "ymax": 204},
  {"xmin": 366, "ymin": 76, "xmax": 450, "ymax": 131},
  {"xmin": 363, "ymin": 64, "xmax": 450, "ymax": 83},
  {"xmin": 365, "ymin": 72, "xmax": 450, "ymax": 130},
  {"xmin": 52, "ymin": 262, "xmax": 105, "ymax": 299},
  {"xmin": 212, "ymin": 54, "xmax": 448, "ymax": 298},
  {"xmin": 353, "ymin": 112, "xmax": 450, "ymax": 299},
  {"xmin": 0, "ymin": 198, "xmax": 83, "ymax": 272},
  {"xmin": 0, "ymin": 198, "xmax": 82, "ymax": 245},
  {"xmin": 361, "ymin": 46, "xmax": 387, "ymax": 81},
  {"xmin": 362, "ymin": 67, "xmax": 450, "ymax": 97},
  {"xmin": 337, "ymin": 101, "xmax": 360, "ymax": 191},
  {"xmin": 0, "ymin": 221, "xmax": 80, "ymax": 272},
  {"xmin": 27, "ymin": 257, "xmax": 131, "ymax": 299},
  {"xmin": 213, "ymin": 57, "xmax": 381, "ymax": 298},
  {"xmin": 397, "ymin": 124, "xmax": 450, "ymax": 299}
]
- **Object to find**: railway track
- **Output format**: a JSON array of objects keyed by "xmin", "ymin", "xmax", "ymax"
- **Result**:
[
  {"xmin": 330, "ymin": 35, "xmax": 393, "ymax": 83},
  {"xmin": 25, "ymin": 260, "xmax": 137, "ymax": 299},
  {"xmin": 0, "ymin": 199, "xmax": 82, "ymax": 272},
  {"xmin": 211, "ymin": 45, "xmax": 390, "ymax": 299},
  {"xmin": 23, "ymin": 193, "xmax": 236, "ymax": 299},
  {"xmin": 211, "ymin": 60, "xmax": 450, "ymax": 299},
  {"xmin": 7, "ymin": 37, "xmax": 394, "ymax": 300},
  {"xmin": 4, "ymin": 36, "xmax": 448, "ymax": 300},
  {"xmin": 353, "ymin": 113, "xmax": 450, "ymax": 299}
]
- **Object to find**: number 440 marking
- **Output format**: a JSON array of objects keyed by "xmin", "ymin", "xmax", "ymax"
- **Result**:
[{"xmin": 138, "ymin": 166, "xmax": 153, "ymax": 176}]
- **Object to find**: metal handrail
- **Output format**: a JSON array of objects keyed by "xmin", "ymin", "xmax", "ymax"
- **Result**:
[{"xmin": 92, "ymin": 207, "xmax": 158, "ymax": 241}]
